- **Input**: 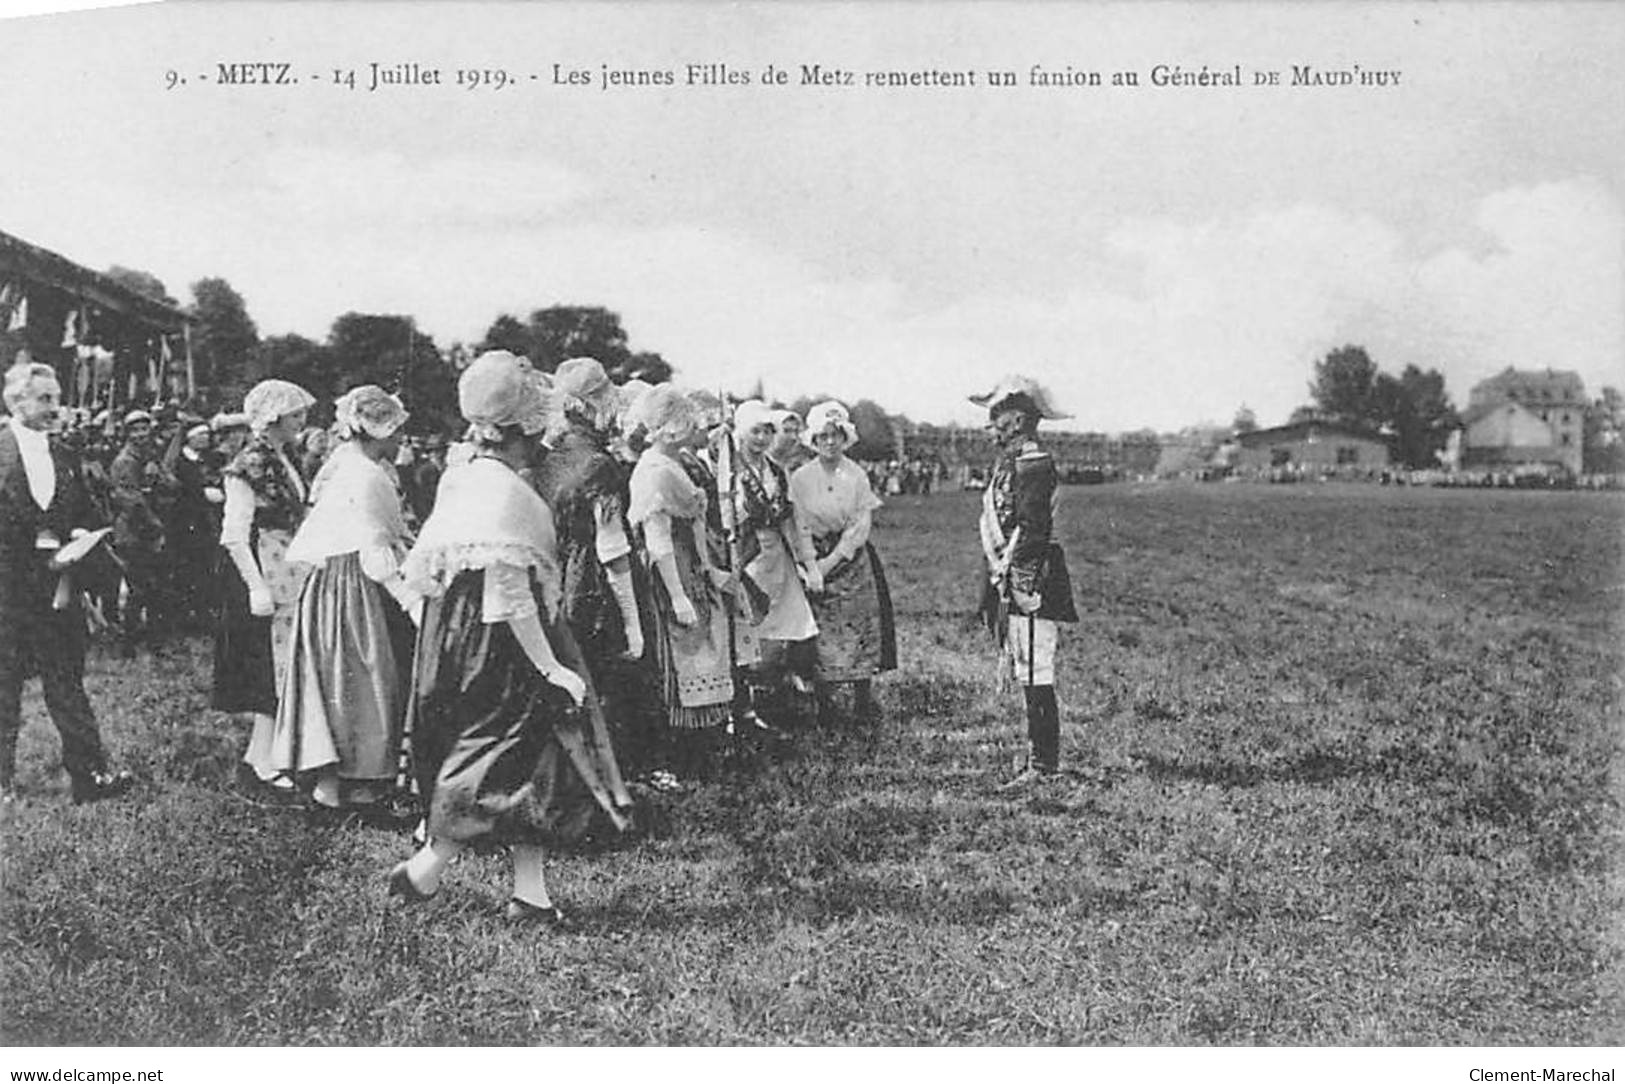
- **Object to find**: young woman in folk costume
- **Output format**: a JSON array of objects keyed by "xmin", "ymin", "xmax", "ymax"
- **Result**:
[
  {"xmin": 625, "ymin": 386, "xmax": 743, "ymax": 779},
  {"xmin": 267, "ymin": 386, "xmax": 416, "ymax": 814},
  {"xmin": 217, "ymin": 378, "xmax": 316, "ymax": 798},
  {"xmin": 970, "ymin": 375, "xmax": 1079, "ymax": 787},
  {"xmin": 730, "ymin": 400, "xmax": 823, "ymax": 716},
  {"xmin": 767, "ymin": 408, "xmax": 813, "ymax": 475},
  {"xmin": 529, "ymin": 357, "xmax": 663, "ymax": 783},
  {"xmin": 788, "ymin": 401, "xmax": 897, "ymax": 726},
  {"xmin": 387, "ymin": 351, "xmax": 632, "ymax": 922}
]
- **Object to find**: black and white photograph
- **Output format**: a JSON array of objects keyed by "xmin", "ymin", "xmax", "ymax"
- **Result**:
[{"xmin": 0, "ymin": 0, "xmax": 1620, "ymax": 1071}]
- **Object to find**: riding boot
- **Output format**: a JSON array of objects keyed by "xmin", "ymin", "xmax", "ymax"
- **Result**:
[{"xmin": 1023, "ymin": 685, "xmax": 1059, "ymax": 774}]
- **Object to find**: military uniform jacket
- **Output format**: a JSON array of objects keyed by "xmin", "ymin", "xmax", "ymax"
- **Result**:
[{"xmin": 979, "ymin": 438, "xmax": 1077, "ymax": 624}]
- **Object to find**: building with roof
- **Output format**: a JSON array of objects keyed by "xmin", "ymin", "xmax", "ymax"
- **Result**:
[
  {"xmin": 1233, "ymin": 420, "xmax": 1391, "ymax": 475},
  {"xmin": 1461, "ymin": 367, "xmax": 1586, "ymax": 474},
  {"xmin": 0, "ymin": 228, "xmax": 193, "ymax": 412}
]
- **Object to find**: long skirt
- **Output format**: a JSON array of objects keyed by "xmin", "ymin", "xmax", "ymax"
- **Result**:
[
  {"xmin": 212, "ymin": 528, "xmax": 299, "ymax": 715},
  {"xmin": 408, "ymin": 569, "xmax": 632, "ymax": 847},
  {"xmin": 646, "ymin": 520, "xmax": 733, "ymax": 731},
  {"xmin": 809, "ymin": 538, "xmax": 898, "ymax": 683},
  {"xmin": 259, "ymin": 552, "xmax": 409, "ymax": 782}
]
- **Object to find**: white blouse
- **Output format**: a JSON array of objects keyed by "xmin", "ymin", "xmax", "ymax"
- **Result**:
[{"xmin": 789, "ymin": 456, "xmax": 882, "ymax": 561}]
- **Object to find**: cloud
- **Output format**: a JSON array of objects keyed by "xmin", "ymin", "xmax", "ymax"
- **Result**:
[{"xmin": 253, "ymin": 146, "xmax": 590, "ymax": 229}]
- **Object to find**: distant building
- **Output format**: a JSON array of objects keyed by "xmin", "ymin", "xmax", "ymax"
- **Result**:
[
  {"xmin": 1461, "ymin": 367, "xmax": 1586, "ymax": 474},
  {"xmin": 1233, "ymin": 420, "xmax": 1390, "ymax": 474},
  {"xmin": 0, "ymin": 228, "xmax": 193, "ymax": 411}
]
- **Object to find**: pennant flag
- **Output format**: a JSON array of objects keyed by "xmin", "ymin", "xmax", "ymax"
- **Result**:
[
  {"xmin": 62, "ymin": 310, "xmax": 77, "ymax": 348},
  {"xmin": 6, "ymin": 295, "xmax": 26, "ymax": 332}
]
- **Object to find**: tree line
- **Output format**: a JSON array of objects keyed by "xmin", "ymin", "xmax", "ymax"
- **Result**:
[{"xmin": 107, "ymin": 267, "xmax": 1624, "ymax": 470}]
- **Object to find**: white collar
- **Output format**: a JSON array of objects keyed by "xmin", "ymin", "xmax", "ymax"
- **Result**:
[{"xmin": 8, "ymin": 415, "xmax": 50, "ymax": 448}]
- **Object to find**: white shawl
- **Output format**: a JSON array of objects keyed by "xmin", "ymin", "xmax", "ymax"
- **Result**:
[
  {"xmin": 400, "ymin": 456, "xmax": 560, "ymax": 613},
  {"xmin": 284, "ymin": 442, "xmax": 411, "ymax": 579}
]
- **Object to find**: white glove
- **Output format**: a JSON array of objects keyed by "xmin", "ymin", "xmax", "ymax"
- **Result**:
[
  {"xmin": 248, "ymin": 586, "xmax": 275, "ymax": 617},
  {"xmin": 546, "ymin": 667, "xmax": 587, "ymax": 707}
]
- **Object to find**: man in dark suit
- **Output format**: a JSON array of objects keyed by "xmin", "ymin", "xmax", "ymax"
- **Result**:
[{"xmin": 0, "ymin": 361, "xmax": 133, "ymax": 804}]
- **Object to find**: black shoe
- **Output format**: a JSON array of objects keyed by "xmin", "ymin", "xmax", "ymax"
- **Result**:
[
  {"xmin": 305, "ymin": 801, "xmax": 355, "ymax": 826},
  {"xmin": 354, "ymin": 799, "xmax": 417, "ymax": 830},
  {"xmin": 233, "ymin": 764, "xmax": 302, "ymax": 808},
  {"xmin": 385, "ymin": 862, "xmax": 437, "ymax": 903},
  {"xmin": 71, "ymin": 769, "xmax": 134, "ymax": 805},
  {"xmin": 504, "ymin": 898, "xmax": 570, "ymax": 927}
]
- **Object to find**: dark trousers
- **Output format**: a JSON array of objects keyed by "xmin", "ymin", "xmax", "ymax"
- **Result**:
[{"xmin": 0, "ymin": 601, "xmax": 107, "ymax": 789}]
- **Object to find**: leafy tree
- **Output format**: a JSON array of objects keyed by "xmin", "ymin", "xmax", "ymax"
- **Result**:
[
  {"xmin": 622, "ymin": 350, "xmax": 672, "ymax": 385},
  {"xmin": 1308, "ymin": 345, "xmax": 1382, "ymax": 425},
  {"xmin": 327, "ymin": 313, "xmax": 457, "ymax": 434},
  {"xmin": 478, "ymin": 315, "xmax": 531, "ymax": 358},
  {"xmin": 848, "ymin": 398, "xmax": 896, "ymax": 460},
  {"xmin": 188, "ymin": 277, "xmax": 260, "ymax": 407},
  {"xmin": 1386, "ymin": 365, "xmax": 1459, "ymax": 469},
  {"xmin": 1583, "ymin": 386, "xmax": 1624, "ymax": 474},
  {"xmin": 1231, "ymin": 405, "xmax": 1258, "ymax": 434},
  {"xmin": 254, "ymin": 334, "xmax": 333, "ymax": 400},
  {"xmin": 1299, "ymin": 346, "xmax": 1458, "ymax": 468},
  {"xmin": 104, "ymin": 266, "xmax": 175, "ymax": 306},
  {"xmin": 475, "ymin": 305, "xmax": 672, "ymax": 384}
]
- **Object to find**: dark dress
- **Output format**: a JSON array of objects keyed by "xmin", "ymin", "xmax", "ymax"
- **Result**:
[
  {"xmin": 407, "ymin": 567, "xmax": 631, "ymax": 847},
  {"xmin": 211, "ymin": 438, "xmax": 306, "ymax": 715},
  {"xmin": 530, "ymin": 419, "xmax": 662, "ymax": 775}
]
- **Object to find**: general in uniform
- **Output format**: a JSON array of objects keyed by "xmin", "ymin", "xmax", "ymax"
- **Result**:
[{"xmin": 971, "ymin": 375, "xmax": 1078, "ymax": 784}]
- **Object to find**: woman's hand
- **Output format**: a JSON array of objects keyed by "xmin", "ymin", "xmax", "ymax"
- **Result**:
[
  {"xmin": 802, "ymin": 565, "xmax": 824, "ymax": 594},
  {"xmin": 621, "ymin": 626, "xmax": 645, "ymax": 661},
  {"xmin": 816, "ymin": 553, "xmax": 841, "ymax": 578},
  {"xmin": 707, "ymin": 567, "xmax": 737, "ymax": 594}
]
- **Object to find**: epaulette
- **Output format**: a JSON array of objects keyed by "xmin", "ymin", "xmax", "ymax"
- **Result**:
[{"xmin": 1016, "ymin": 441, "xmax": 1050, "ymax": 463}]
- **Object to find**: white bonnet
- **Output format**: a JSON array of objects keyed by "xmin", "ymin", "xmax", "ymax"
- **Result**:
[
  {"xmin": 333, "ymin": 384, "xmax": 409, "ymax": 441},
  {"xmin": 803, "ymin": 400, "xmax": 858, "ymax": 451},
  {"xmin": 242, "ymin": 379, "xmax": 316, "ymax": 432},
  {"xmin": 458, "ymin": 351, "xmax": 554, "ymax": 443}
]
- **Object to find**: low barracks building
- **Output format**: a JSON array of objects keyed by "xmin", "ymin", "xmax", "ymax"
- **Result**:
[{"xmin": 1233, "ymin": 420, "xmax": 1391, "ymax": 473}]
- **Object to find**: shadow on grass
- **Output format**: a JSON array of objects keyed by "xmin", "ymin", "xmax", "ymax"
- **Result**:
[{"xmin": 1131, "ymin": 745, "xmax": 1451, "ymax": 789}]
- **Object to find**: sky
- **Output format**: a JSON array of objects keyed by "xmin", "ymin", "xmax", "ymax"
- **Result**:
[{"xmin": 0, "ymin": 1, "xmax": 1621, "ymax": 432}]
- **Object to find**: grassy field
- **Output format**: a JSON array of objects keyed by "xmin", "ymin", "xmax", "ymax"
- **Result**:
[{"xmin": 2, "ymin": 482, "xmax": 1621, "ymax": 1045}]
